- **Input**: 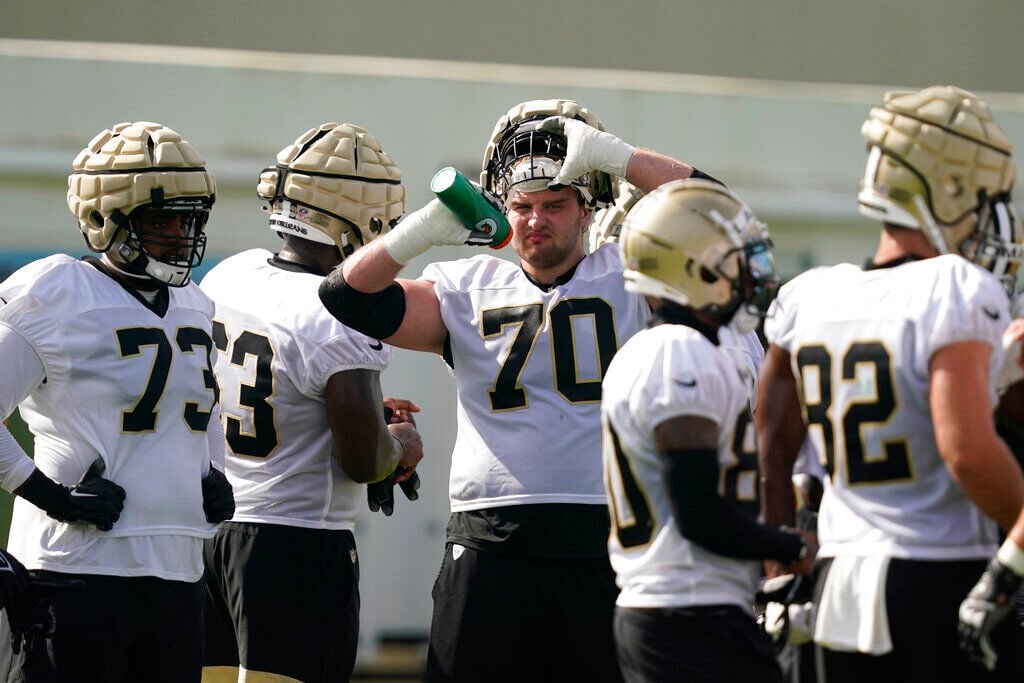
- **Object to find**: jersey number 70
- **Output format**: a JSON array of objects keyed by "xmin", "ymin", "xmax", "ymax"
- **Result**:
[{"xmin": 482, "ymin": 298, "xmax": 618, "ymax": 410}]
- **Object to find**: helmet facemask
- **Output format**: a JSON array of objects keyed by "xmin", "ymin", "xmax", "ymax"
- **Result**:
[
  {"xmin": 481, "ymin": 99, "xmax": 615, "ymax": 208},
  {"xmin": 109, "ymin": 196, "xmax": 212, "ymax": 287},
  {"xmin": 961, "ymin": 193, "xmax": 1024, "ymax": 294},
  {"xmin": 721, "ymin": 239, "xmax": 778, "ymax": 334},
  {"xmin": 487, "ymin": 118, "xmax": 608, "ymax": 203}
]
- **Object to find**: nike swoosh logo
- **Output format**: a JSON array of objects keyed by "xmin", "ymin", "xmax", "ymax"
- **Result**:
[
  {"xmin": 675, "ymin": 376, "xmax": 698, "ymax": 388},
  {"xmin": 69, "ymin": 491, "xmax": 99, "ymax": 498},
  {"xmin": 368, "ymin": 340, "xmax": 384, "ymax": 351},
  {"xmin": 983, "ymin": 306, "xmax": 1000, "ymax": 320}
]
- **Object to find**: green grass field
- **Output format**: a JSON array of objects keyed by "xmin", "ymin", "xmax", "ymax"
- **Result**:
[{"xmin": 1, "ymin": 410, "xmax": 30, "ymax": 544}]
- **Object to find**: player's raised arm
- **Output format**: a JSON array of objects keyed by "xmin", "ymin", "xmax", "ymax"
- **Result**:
[{"xmin": 319, "ymin": 197, "xmax": 498, "ymax": 354}]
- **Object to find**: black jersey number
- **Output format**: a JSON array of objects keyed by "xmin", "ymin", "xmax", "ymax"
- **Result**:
[
  {"xmin": 606, "ymin": 410, "xmax": 758, "ymax": 549},
  {"xmin": 482, "ymin": 298, "xmax": 618, "ymax": 411},
  {"xmin": 796, "ymin": 341, "xmax": 911, "ymax": 484},
  {"xmin": 116, "ymin": 326, "xmax": 217, "ymax": 433},
  {"xmin": 212, "ymin": 321, "xmax": 279, "ymax": 459},
  {"xmin": 723, "ymin": 409, "xmax": 760, "ymax": 519}
]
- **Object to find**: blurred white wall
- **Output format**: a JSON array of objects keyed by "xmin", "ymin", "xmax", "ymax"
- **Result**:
[{"xmin": 2, "ymin": 37, "xmax": 1023, "ymax": 659}]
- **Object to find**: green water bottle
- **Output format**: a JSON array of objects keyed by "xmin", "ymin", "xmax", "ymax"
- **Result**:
[{"xmin": 431, "ymin": 167, "xmax": 512, "ymax": 249}]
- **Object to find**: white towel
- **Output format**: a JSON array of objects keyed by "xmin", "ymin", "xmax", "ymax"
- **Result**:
[{"xmin": 813, "ymin": 555, "xmax": 893, "ymax": 654}]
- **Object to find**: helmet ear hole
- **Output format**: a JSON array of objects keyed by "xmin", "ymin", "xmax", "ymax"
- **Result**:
[{"xmin": 89, "ymin": 211, "xmax": 104, "ymax": 228}]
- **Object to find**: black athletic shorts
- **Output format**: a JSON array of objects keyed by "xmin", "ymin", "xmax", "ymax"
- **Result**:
[
  {"xmin": 203, "ymin": 521, "xmax": 360, "ymax": 683},
  {"xmin": 3, "ymin": 572, "xmax": 204, "ymax": 683},
  {"xmin": 425, "ymin": 542, "xmax": 623, "ymax": 683},
  {"xmin": 813, "ymin": 556, "xmax": 1020, "ymax": 683},
  {"xmin": 614, "ymin": 604, "xmax": 783, "ymax": 683}
]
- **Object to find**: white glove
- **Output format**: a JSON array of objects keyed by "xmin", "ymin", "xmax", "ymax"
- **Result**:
[
  {"xmin": 958, "ymin": 553, "xmax": 1024, "ymax": 671},
  {"xmin": 787, "ymin": 602, "xmax": 815, "ymax": 645},
  {"xmin": 379, "ymin": 199, "xmax": 494, "ymax": 265},
  {"xmin": 540, "ymin": 116, "xmax": 635, "ymax": 189}
]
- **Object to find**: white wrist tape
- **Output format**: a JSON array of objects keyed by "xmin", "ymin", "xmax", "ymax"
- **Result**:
[
  {"xmin": 549, "ymin": 117, "xmax": 635, "ymax": 187},
  {"xmin": 380, "ymin": 219, "xmax": 433, "ymax": 266},
  {"xmin": 589, "ymin": 128, "xmax": 635, "ymax": 177},
  {"xmin": 997, "ymin": 538, "xmax": 1024, "ymax": 576},
  {"xmin": 380, "ymin": 199, "xmax": 469, "ymax": 265}
]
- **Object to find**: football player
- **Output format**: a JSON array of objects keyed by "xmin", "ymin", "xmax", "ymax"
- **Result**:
[
  {"xmin": 757, "ymin": 85, "xmax": 1024, "ymax": 682},
  {"xmin": 318, "ymin": 98, "xmax": 716, "ymax": 682},
  {"xmin": 602, "ymin": 179, "xmax": 813, "ymax": 683},
  {"xmin": 199, "ymin": 123, "xmax": 424, "ymax": 683},
  {"xmin": 0, "ymin": 122, "xmax": 231, "ymax": 680},
  {"xmin": 590, "ymin": 178, "xmax": 769, "ymax": 404}
]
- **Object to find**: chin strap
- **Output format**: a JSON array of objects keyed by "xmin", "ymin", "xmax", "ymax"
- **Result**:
[
  {"xmin": 915, "ymin": 195, "xmax": 951, "ymax": 255},
  {"xmin": 100, "ymin": 253, "xmax": 151, "ymax": 283}
]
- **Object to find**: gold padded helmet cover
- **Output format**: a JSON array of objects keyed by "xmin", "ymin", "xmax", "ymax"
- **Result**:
[
  {"xmin": 858, "ymin": 85, "xmax": 1017, "ymax": 255},
  {"xmin": 258, "ymin": 122, "xmax": 405, "ymax": 257},
  {"xmin": 67, "ymin": 121, "xmax": 216, "ymax": 252},
  {"xmin": 589, "ymin": 179, "xmax": 645, "ymax": 252},
  {"xmin": 481, "ymin": 99, "xmax": 614, "ymax": 207}
]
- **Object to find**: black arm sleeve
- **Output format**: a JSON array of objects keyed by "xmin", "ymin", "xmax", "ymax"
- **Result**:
[
  {"xmin": 318, "ymin": 270, "xmax": 407, "ymax": 340},
  {"xmin": 661, "ymin": 447, "xmax": 803, "ymax": 562}
]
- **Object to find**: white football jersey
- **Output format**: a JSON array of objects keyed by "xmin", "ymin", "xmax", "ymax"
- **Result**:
[
  {"xmin": 602, "ymin": 323, "xmax": 761, "ymax": 609},
  {"xmin": 422, "ymin": 244, "xmax": 650, "ymax": 511},
  {"xmin": 0, "ymin": 255, "xmax": 220, "ymax": 581},
  {"xmin": 765, "ymin": 255, "xmax": 1008, "ymax": 560},
  {"xmin": 200, "ymin": 249, "xmax": 391, "ymax": 529}
]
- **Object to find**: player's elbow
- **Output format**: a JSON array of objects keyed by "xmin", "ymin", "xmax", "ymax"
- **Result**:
[
  {"xmin": 937, "ymin": 424, "xmax": 991, "ymax": 473},
  {"xmin": 317, "ymin": 272, "xmax": 406, "ymax": 340}
]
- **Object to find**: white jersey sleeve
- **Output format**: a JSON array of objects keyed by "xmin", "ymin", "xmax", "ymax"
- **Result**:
[
  {"xmin": 0, "ymin": 324, "xmax": 43, "ymax": 491},
  {"xmin": 422, "ymin": 244, "xmax": 651, "ymax": 511},
  {"xmin": 200, "ymin": 249, "xmax": 391, "ymax": 530},
  {"xmin": 764, "ymin": 255, "xmax": 1008, "ymax": 560},
  {"xmin": 601, "ymin": 324, "xmax": 761, "ymax": 609}
]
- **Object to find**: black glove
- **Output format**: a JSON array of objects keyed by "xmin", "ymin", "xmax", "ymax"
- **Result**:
[
  {"xmin": 19, "ymin": 464, "xmax": 126, "ymax": 532},
  {"xmin": 202, "ymin": 467, "xmax": 235, "ymax": 523},
  {"xmin": 0, "ymin": 548, "xmax": 30, "ymax": 611},
  {"xmin": 6, "ymin": 570, "xmax": 85, "ymax": 655},
  {"xmin": 367, "ymin": 466, "xmax": 421, "ymax": 517},
  {"xmin": 958, "ymin": 557, "xmax": 1024, "ymax": 671}
]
